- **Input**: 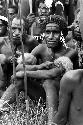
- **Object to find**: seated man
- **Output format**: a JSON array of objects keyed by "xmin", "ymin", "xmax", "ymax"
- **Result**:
[
  {"xmin": 0, "ymin": 16, "xmax": 38, "ymax": 107},
  {"xmin": 0, "ymin": 16, "xmax": 38, "ymax": 58},
  {"xmin": 53, "ymin": 69, "xmax": 83, "ymax": 125},
  {"xmin": 0, "ymin": 15, "xmax": 79, "ymax": 124},
  {"xmin": 0, "ymin": 15, "xmax": 38, "ymax": 83}
]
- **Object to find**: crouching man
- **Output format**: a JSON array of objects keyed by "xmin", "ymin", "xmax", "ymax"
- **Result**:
[
  {"xmin": 15, "ymin": 15, "xmax": 79, "ymax": 124},
  {"xmin": 0, "ymin": 15, "xmax": 79, "ymax": 124}
]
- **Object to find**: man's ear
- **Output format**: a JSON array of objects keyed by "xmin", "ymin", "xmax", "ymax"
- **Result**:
[
  {"xmin": 38, "ymin": 8, "xmax": 41, "ymax": 14},
  {"xmin": 60, "ymin": 32, "xmax": 62, "ymax": 38},
  {"xmin": 7, "ymin": 27, "xmax": 9, "ymax": 31},
  {"xmin": 44, "ymin": 33, "xmax": 47, "ymax": 44}
]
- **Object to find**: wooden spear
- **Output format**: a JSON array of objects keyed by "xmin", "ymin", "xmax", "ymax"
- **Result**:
[
  {"xmin": 5, "ymin": 0, "xmax": 19, "ymax": 108},
  {"xmin": 29, "ymin": 0, "xmax": 34, "ymax": 36},
  {"xmin": 18, "ymin": 0, "xmax": 29, "ymax": 112}
]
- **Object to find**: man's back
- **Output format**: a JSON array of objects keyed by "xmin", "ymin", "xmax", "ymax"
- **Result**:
[
  {"xmin": 67, "ymin": 69, "xmax": 83, "ymax": 125},
  {"xmin": 54, "ymin": 69, "xmax": 83, "ymax": 125}
]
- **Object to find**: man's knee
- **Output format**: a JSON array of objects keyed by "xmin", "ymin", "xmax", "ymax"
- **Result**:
[{"xmin": 0, "ymin": 54, "xmax": 6, "ymax": 64}]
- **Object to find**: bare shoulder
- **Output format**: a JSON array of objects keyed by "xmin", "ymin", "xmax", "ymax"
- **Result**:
[
  {"xmin": 65, "ymin": 47, "xmax": 78, "ymax": 57},
  {"xmin": 64, "ymin": 69, "xmax": 82, "ymax": 79},
  {"xmin": 31, "ymin": 44, "xmax": 47, "ymax": 55},
  {"xmin": 0, "ymin": 36, "xmax": 8, "ymax": 44},
  {"xmin": 60, "ymin": 69, "xmax": 83, "ymax": 91},
  {"xmin": 65, "ymin": 47, "xmax": 79, "ymax": 69}
]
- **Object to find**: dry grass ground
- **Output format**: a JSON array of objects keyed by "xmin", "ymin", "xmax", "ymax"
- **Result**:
[{"xmin": 0, "ymin": 91, "xmax": 48, "ymax": 125}]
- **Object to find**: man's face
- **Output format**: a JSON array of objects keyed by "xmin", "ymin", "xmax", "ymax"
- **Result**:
[
  {"xmin": 0, "ymin": 20, "xmax": 6, "ymax": 36},
  {"xmin": 8, "ymin": 8, "xmax": 16, "ymax": 18},
  {"xmin": 0, "ymin": 0, "xmax": 3, "ymax": 14},
  {"xmin": 38, "ymin": 3, "xmax": 49, "ymax": 17},
  {"xmin": 45, "ymin": 23, "xmax": 61, "ymax": 48},
  {"xmin": 65, "ymin": 0, "xmax": 69, "ymax": 5},
  {"xmin": 12, "ymin": 18, "xmax": 23, "ymax": 45}
]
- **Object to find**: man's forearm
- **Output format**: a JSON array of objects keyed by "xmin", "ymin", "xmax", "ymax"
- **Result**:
[
  {"xmin": 26, "ymin": 67, "xmax": 65, "ymax": 79},
  {"xmin": 16, "ymin": 62, "xmax": 53, "ymax": 71},
  {"xmin": 16, "ymin": 64, "xmax": 39, "ymax": 71}
]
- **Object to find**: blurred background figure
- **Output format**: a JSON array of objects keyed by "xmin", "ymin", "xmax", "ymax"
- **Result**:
[
  {"xmin": 0, "ymin": 0, "xmax": 6, "ymax": 16},
  {"xmin": 0, "ymin": 16, "xmax": 8, "ymax": 37},
  {"xmin": 8, "ymin": 5, "xmax": 18, "ymax": 19},
  {"xmin": 25, "ymin": 1, "xmax": 49, "ymax": 43}
]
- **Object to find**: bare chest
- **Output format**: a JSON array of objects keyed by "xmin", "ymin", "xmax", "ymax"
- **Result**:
[
  {"xmin": 42, "ymin": 48, "xmax": 67, "ymax": 62},
  {"xmin": 71, "ymin": 80, "xmax": 83, "ymax": 114}
]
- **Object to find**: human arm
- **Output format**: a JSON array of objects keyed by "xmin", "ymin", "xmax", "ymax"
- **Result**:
[
  {"xmin": 31, "ymin": 44, "xmax": 46, "ymax": 57},
  {"xmin": 16, "ymin": 56, "xmax": 73, "ymax": 79},
  {"xmin": 16, "ymin": 61, "xmax": 54, "ymax": 71},
  {"xmin": 25, "ymin": 13, "xmax": 35, "ymax": 28},
  {"xmin": 65, "ymin": 48, "xmax": 79, "ymax": 69},
  {"xmin": 16, "ymin": 65, "xmax": 65, "ymax": 79},
  {"xmin": 54, "ymin": 74, "xmax": 74, "ymax": 125},
  {"xmin": 65, "ymin": 48, "xmax": 78, "ymax": 59},
  {"xmin": 16, "ymin": 64, "xmax": 39, "ymax": 71}
]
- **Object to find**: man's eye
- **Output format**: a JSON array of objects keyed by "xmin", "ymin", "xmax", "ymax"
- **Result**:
[
  {"xmin": 53, "ymin": 31, "xmax": 59, "ymax": 34},
  {"xmin": 0, "ymin": 25, "xmax": 3, "ymax": 27},
  {"xmin": 18, "ymin": 28, "xmax": 21, "ymax": 31},
  {"xmin": 12, "ymin": 27, "xmax": 16, "ymax": 30},
  {"xmin": 75, "ymin": 20, "xmax": 79, "ymax": 24},
  {"xmin": 46, "ymin": 31, "xmax": 50, "ymax": 34},
  {"xmin": 53, "ymin": 31, "xmax": 56, "ymax": 34}
]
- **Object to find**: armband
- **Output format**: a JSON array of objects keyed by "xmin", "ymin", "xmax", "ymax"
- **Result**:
[{"xmin": 54, "ymin": 56, "xmax": 73, "ymax": 72}]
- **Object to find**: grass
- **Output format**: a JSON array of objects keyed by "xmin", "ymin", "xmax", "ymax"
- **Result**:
[{"xmin": 0, "ymin": 91, "xmax": 48, "ymax": 125}]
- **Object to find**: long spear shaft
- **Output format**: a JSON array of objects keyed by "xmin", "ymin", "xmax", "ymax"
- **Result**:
[
  {"xmin": 29, "ymin": 0, "xmax": 33, "ymax": 36},
  {"xmin": 18, "ymin": 0, "xmax": 29, "ymax": 111},
  {"xmin": 5, "ymin": 0, "xmax": 19, "ymax": 108}
]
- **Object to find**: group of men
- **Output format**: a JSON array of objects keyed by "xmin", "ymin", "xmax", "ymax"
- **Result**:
[{"xmin": 0, "ymin": 0, "xmax": 82, "ymax": 125}]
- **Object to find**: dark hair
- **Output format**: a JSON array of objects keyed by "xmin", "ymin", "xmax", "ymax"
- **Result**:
[
  {"xmin": 0, "ymin": 19, "xmax": 8, "ymax": 36},
  {"xmin": 37, "ymin": 0, "xmax": 45, "ymax": 7},
  {"xmin": 33, "ymin": 0, "xmax": 45, "ymax": 16},
  {"xmin": 8, "ymin": 5, "xmax": 18, "ymax": 14},
  {"xmin": 44, "ymin": 15, "xmax": 68, "ymax": 37},
  {"xmin": 0, "ymin": 19, "xmax": 8, "ymax": 27}
]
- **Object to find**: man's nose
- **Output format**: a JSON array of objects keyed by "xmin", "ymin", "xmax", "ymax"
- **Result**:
[
  {"xmin": 75, "ymin": 25, "xmax": 80, "ymax": 32},
  {"xmin": 76, "ymin": 26, "xmax": 80, "ymax": 32},
  {"xmin": 15, "ymin": 29, "xmax": 20, "ymax": 35},
  {"xmin": 49, "ymin": 32, "xmax": 53, "ymax": 39},
  {"xmin": 42, "ymin": 9, "xmax": 46, "ymax": 13}
]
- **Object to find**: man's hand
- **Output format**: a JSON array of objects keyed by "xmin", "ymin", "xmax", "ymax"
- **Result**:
[
  {"xmin": 16, "ymin": 51, "xmax": 22, "ymax": 56},
  {"xmin": 16, "ymin": 64, "xmax": 24, "ymax": 71},
  {"xmin": 16, "ymin": 71, "xmax": 24, "ymax": 78},
  {"xmin": 11, "ymin": 71, "xmax": 24, "ymax": 79},
  {"xmin": 1, "ymin": 38, "xmax": 12, "ymax": 58},
  {"xmin": 0, "ymin": 54, "xmax": 6, "ymax": 64},
  {"xmin": 38, "ymin": 61, "xmax": 54, "ymax": 69},
  {"xmin": 26, "ymin": 13, "xmax": 35, "ymax": 25},
  {"xmin": 17, "ymin": 53, "xmax": 37, "ymax": 65}
]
